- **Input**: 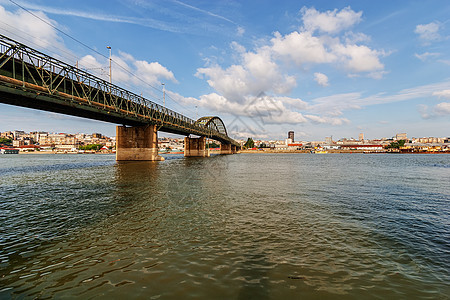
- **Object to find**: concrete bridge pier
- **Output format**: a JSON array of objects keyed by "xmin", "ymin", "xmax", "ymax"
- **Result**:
[
  {"xmin": 232, "ymin": 145, "xmax": 238, "ymax": 154},
  {"xmin": 116, "ymin": 125, "xmax": 164, "ymax": 161},
  {"xmin": 220, "ymin": 143, "xmax": 232, "ymax": 154},
  {"xmin": 184, "ymin": 136, "xmax": 210, "ymax": 157}
]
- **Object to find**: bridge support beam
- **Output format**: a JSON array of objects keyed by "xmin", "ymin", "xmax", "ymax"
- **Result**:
[
  {"xmin": 232, "ymin": 145, "xmax": 238, "ymax": 154},
  {"xmin": 116, "ymin": 125, "xmax": 164, "ymax": 161},
  {"xmin": 220, "ymin": 143, "xmax": 232, "ymax": 155},
  {"xmin": 184, "ymin": 136, "xmax": 210, "ymax": 157}
]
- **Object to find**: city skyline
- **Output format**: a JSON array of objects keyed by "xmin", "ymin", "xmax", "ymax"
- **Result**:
[
  {"xmin": 2, "ymin": 128, "xmax": 448, "ymax": 143},
  {"xmin": 1, "ymin": 1, "xmax": 450, "ymax": 140}
]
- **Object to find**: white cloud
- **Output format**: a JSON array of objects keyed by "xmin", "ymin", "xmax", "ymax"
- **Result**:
[
  {"xmin": 415, "ymin": 22, "xmax": 441, "ymax": 42},
  {"xmin": 435, "ymin": 102, "xmax": 450, "ymax": 115},
  {"xmin": 271, "ymin": 31, "xmax": 336, "ymax": 65},
  {"xmin": 269, "ymin": 12, "xmax": 385, "ymax": 76},
  {"xmin": 305, "ymin": 114, "xmax": 350, "ymax": 125},
  {"xmin": 415, "ymin": 52, "xmax": 440, "ymax": 61},
  {"xmin": 192, "ymin": 6, "xmax": 390, "ymax": 130},
  {"xmin": 78, "ymin": 52, "xmax": 177, "ymax": 88},
  {"xmin": 332, "ymin": 43, "xmax": 384, "ymax": 72},
  {"xmin": 307, "ymin": 80, "xmax": 450, "ymax": 116},
  {"xmin": 432, "ymin": 89, "xmax": 450, "ymax": 99},
  {"xmin": 172, "ymin": 0, "xmax": 236, "ymax": 25},
  {"xmin": 419, "ymin": 102, "xmax": 450, "ymax": 118},
  {"xmin": 301, "ymin": 6, "xmax": 362, "ymax": 34},
  {"xmin": 168, "ymin": 91, "xmax": 309, "ymax": 125},
  {"xmin": 314, "ymin": 72, "xmax": 329, "ymax": 87},
  {"xmin": 134, "ymin": 60, "xmax": 177, "ymax": 85},
  {"xmin": 275, "ymin": 96, "xmax": 309, "ymax": 110},
  {"xmin": 196, "ymin": 44, "xmax": 297, "ymax": 102},
  {"xmin": 344, "ymin": 31, "xmax": 370, "ymax": 44},
  {"xmin": 0, "ymin": 5, "xmax": 67, "ymax": 56},
  {"xmin": 236, "ymin": 26, "xmax": 245, "ymax": 37}
]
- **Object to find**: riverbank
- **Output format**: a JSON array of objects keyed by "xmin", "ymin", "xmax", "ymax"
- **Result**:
[{"xmin": 239, "ymin": 149, "xmax": 449, "ymax": 154}]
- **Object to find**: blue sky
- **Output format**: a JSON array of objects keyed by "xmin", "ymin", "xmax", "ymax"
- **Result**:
[{"xmin": 0, "ymin": 0, "xmax": 449, "ymax": 141}]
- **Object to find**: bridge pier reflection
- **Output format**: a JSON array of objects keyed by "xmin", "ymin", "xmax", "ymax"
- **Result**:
[
  {"xmin": 116, "ymin": 125, "xmax": 165, "ymax": 161},
  {"xmin": 184, "ymin": 136, "xmax": 210, "ymax": 157}
]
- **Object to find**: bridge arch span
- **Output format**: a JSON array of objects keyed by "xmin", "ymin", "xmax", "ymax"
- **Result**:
[{"xmin": 195, "ymin": 116, "xmax": 228, "ymax": 137}]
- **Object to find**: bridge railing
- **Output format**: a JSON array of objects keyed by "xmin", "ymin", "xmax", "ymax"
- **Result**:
[{"xmin": 0, "ymin": 34, "xmax": 239, "ymax": 146}]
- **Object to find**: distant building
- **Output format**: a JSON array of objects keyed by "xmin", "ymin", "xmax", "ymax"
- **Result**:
[
  {"xmin": 359, "ymin": 133, "xmax": 364, "ymax": 141},
  {"xmin": 12, "ymin": 140, "xmax": 25, "ymax": 147},
  {"xmin": 288, "ymin": 131, "xmax": 294, "ymax": 142},
  {"xmin": 325, "ymin": 136, "xmax": 333, "ymax": 144},
  {"xmin": 396, "ymin": 133, "xmax": 407, "ymax": 140}
]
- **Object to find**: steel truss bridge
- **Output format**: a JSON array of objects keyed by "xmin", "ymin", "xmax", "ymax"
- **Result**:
[{"xmin": 0, "ymin": 34, "xmax": 240, "ymax": 147}]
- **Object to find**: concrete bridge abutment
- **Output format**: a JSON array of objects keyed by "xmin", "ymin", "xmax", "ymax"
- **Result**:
[
  {"xmin": 184, "ymin": 136, "xmax": 210, "ymax": 157},
  {"xmin": 116, "ymin": 125, "xmax": 164, "ymax": 161}
]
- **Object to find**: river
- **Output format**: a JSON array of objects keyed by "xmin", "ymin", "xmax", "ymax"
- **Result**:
[{"xmin": 0, "ymin": 153, "xmax": 449, "ymax": 299}]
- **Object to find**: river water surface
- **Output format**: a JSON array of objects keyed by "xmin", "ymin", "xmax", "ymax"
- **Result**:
[{"xmin": 0, "ymin": 153, "xmax": 449, "ymax": 299}]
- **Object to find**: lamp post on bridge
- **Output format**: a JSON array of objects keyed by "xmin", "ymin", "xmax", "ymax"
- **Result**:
[{"xmin": 106, "ymin": 46, "xmax": 112, "ymax": 84}]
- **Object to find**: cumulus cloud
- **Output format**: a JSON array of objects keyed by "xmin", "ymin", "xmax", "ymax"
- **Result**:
[
  {"xmin": 269, "ymin": 9, "xmax": 384, "ymax": 74},
  {"xmin": 415, "ymin": 22, "xmax": 441, "ymax": 42},
  {"xmin": 198, "ymin": 5, "xmax": 385, "ymax": 109},
  {"xmin": 192, "ymin": 6, "xmax": 388, "ymax": 131},
  {"xmin": 135, "ymin": 60, "xmax": 177, "ymax": 84},
  {"xmin": 301, "ymin": 6, "xmax": 362, "ymax": 34},
  {"xmin": 435, "ymin": 102, "xmax": 450, "ymax": 115},
  {"xmin": 196, "ymin": 45, "xmax": 297, "ymax": 102},
  {"xmin": 419, "ymin": 102, "xmax": 450, "ymax": 118},
  {"xmin": 271, "ymin": 31, "xmax": 335, "ymax": 65},
  {"xmin": 314, "ymin": 72, "xmax": 329, "ymax": 87},
  {"xmin": 432, "ymin": 89, "xmax": 450, "ymax": 99},
  {"xmin": 0, "ymin": 5, "xmax": 68, "ymax": 57},
  {"xmin": 78, "ymin": 51, "xmax": 177, "ymax": 88},
  {"xmin": 332, "ymin": 43, "xmax": 384, "ymax": 72}
]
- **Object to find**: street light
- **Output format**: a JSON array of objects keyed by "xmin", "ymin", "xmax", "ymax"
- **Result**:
[
  {"xmin": 106, "ymin": 46, "xmax": 112, "ymax": 84},
  {"xmin": 162, "ymin": 83, "xmax": 165, "ymax": 107}
]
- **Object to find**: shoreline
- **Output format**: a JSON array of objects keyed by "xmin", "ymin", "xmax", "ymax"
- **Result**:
[{"xmin": 239, "ymin": 149, "xmax": 449, "ymax": 154}]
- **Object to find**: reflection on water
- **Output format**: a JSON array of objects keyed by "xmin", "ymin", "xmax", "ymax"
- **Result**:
[{"xmin": 0, "ymin": 153, "xmax": 449, "ymax": 299}]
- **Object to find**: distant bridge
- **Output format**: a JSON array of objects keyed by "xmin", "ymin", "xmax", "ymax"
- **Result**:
[{"xmin": 0, "ymin": 34, "xmax": 240, "ymax": 160}]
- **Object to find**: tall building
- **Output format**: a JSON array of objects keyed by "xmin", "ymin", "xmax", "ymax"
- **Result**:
[
  {"xmin": 288, "ymin": 131, "xmax": 294, "ymax": 142},
  {"xmin": 359, "ymin": 133, "xmax": 364, "ymax": 141},
  {"xmin": 396, "ymin": 133, "xmax": 407, "ymax": 140}
]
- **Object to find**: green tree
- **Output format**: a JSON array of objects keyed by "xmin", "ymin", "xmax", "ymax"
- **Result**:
[
  {"xmin": 259, "ymin": 142, "xmax": 267, "ymax": 148},
  {"xmin": 0, "ymin": 137, "xmax": 12, "ymax": 145},
  {"xmin": 79, "ymin": 144, "xmax": 103, "ymax": 151},
  {"xmin": 244, "ymin": 138, "xmax": 255, "ymax": 149},
  {"xmin": 208, "ymin": 142, "xmax": 220, "ymax": 148},
  {"xmin": 387, "ymin": 140, "xmax": 406, "ymax": 149}
]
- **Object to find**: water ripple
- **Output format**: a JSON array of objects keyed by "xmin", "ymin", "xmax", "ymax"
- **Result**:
[{"xmin": 0, "ymin": 153, "xmax": 449, "ymax": 298}]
